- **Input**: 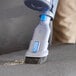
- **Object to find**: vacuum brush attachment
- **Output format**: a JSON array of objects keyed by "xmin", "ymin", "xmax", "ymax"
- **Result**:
[
  {"xmin": 24, "ymin": 0, "xmax": 59, "ymax": 64},
  {"xmin": 24, "ymin": 14, "xmax": 51, "ymax": 64}
]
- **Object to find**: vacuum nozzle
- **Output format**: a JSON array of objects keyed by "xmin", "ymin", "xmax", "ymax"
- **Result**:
[{"xmin": 25, "ymin": 57, "xmax": 47, "ymax": 64}]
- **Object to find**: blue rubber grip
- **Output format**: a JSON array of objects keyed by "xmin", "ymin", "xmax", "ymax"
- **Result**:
[
  {"xmin": 40, "ymin": 14, "xmax": 47, "ymax": 21},
  {"xmin": 32, "ymin": 41, "xmax": 40, "ymax": 53}
]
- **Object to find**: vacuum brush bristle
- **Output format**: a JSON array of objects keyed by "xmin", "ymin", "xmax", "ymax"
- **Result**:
[{"xmin": 24, "ymin": 57, "xmax": 47, "ymax": 64}]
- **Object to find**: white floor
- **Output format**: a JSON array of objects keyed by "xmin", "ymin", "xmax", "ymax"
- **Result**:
[{"xmin": 0, "ymin": 44, "xmax": 76, "ymax": 76}]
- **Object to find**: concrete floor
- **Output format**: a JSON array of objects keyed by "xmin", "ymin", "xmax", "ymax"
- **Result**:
[{"xmin": 0, "ymin": 44, "xmax": 76, "ymax": 76}]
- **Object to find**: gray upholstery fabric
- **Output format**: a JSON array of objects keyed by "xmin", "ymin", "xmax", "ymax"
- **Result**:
[{"xmin": 0, "ymin": 0, "xmax": 40, "ymax": 54}]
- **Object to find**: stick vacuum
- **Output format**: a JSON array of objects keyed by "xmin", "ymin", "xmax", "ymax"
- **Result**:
[{"xmin": 24, "ymin": 0, "xmax": 58, "ymax": 64}]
